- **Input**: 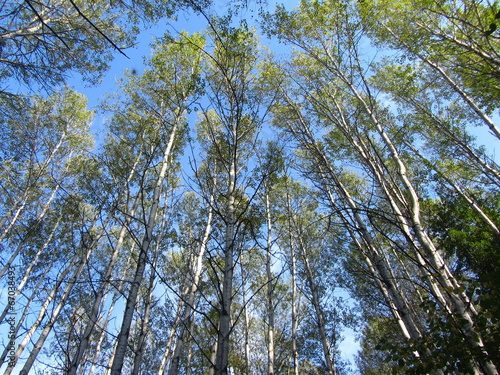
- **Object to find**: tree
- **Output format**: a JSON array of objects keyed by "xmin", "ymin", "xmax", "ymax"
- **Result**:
[
  {"xmin": 0, "ymin": 0, "xmax": 183, "ymax": 95},
  {"xmin": 103, "ymin": 31, "xmax": 204, "ymax": 374},
  {"xmin": 358, "ymin": 0, "xmax": 500, "ymax": 139},
  {"xmin": 193, "ymin": 19, "xmax": 265, "ymax": 374}
]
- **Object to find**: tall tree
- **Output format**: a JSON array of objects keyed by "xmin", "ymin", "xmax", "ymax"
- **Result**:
[
  {"xmin": 193, "ymin": 18, "xmax": 267, "ymax": 374},
  {"xmin": 105, "ymin": 31, "xmax": 204, "ymax": 374}
]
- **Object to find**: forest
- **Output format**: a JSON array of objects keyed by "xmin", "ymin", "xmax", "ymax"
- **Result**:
[{"xmin": 0, "ymin": 0, "xmax": 499, "ymax": 374}]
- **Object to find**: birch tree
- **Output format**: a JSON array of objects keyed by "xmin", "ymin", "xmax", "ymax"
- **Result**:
[
  {"xmin": 193, "ymin": 18, "xmax": 268, "ymax": 374},
  {"xmin": 105, "ymin": 31, "xmax": 204, "ymax": 374}
]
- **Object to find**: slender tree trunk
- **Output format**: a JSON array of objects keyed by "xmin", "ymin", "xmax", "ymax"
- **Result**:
[
  {"xmin": 0, "ymin": 216, "xmax": 61, "ymax": 325},
  {"xmin": 86, "ymin": 290, "xmax": 119, "ymax": 375},
  {"xmin": 208, "ymin": 337, "xmax": 218, "ymax": 375},
  {"xmin": 103, "ymin": 249, "xmax": 136, "ymax": 375},
  {"xmin": 131, "ymin": 198, "xmax": 170, "ymax": 375},
  {"xmin": 214, "ymin": 119, "xmax": 238, "ymax": 375},
  {"xmin": 69, "ymin": 148, "xmax": 145, "ymax": 375},
  {"xmin": 0, "ymin": 263, "xmax": 50, "ymax": 365},
  {"xmin": 131, "ymin": 252, "xmax": 158, "ymax": 375},
  {"xmin": 0, "ymin": 181, "xmax": 61, "ymax": 278},
  {"xmin": 158, "ymin": 299, "xmax": 185, "ymax": 375},
  {"xmin": 184, "ymin": 312, "xmax": 197, "ymax": 375},
  {"xmin": 297, "ymin": 238, "xmax": 337, "ymax": 375},
  {"xmin": 19, "ymin": 239, "xmax": 93, "ymax": 375},
  {"xmin": 6, "ymin": 249, "xmax": 81, "ymax": 374},
  {"xmin": 167, "ymin": 192, "xmax": 214, "ymax": 375},
  {"xmin": 284, "ymin": 186, "xmax": 300, "ymax": 375},
  {"xmin": 110, "ymin": 118, "xmax": 179, "ymax": 375},
  {"xmin": 240, "ymin": 257, "xmax": 251, "ymax": 374},
  {"xmin": 264, "ymin": 189, "xmax": 275, "ymax": 375}
]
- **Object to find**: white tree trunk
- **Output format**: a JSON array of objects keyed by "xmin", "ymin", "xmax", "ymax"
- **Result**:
[
  {"xmin": 18, "ymin": 240, "xmax": 93, "ymax": 375},
  {"xmin": 264, "ymin": 189, "xmax": 275, "ymax": 375},
  {"xmin": 298, "ymin": 237, "xmax": 337, "ymax": 375},
  {"xmin": 110, "ymin": 118, "xmax": 180, "ymax": 374},
  {"xmin": 167, "ymin": 195, "xmax": 214, "ymax": 375}
]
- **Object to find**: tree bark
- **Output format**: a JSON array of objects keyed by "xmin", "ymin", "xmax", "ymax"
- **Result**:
[
  {"xmin": 264, "ymin": 189, "xmax": 275, "ymax": 375},
  {"xmin": 110, "ymin": 117, "xmax": 180, "ymax": 374}
]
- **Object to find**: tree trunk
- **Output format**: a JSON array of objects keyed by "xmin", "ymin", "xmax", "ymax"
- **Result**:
[
  {"xmin": 0, "ymin": 216, "xmax": 61, "ymax": 325},
  {"xmin": 240, "ymin": 256, "xmax": 251, "ymax": 374},
  {"xmin": 285, "ymin": 186, "xmax": 300, "ymax": 375},
  {"xmin": 0, "ymin": 263, "xmax": 50, "ymax": 366},
  {"xmin": 167, "ymin": 193, "xmax": 214, "ymax": 375},
  {"xmin": 110, "ymin": 118, "xmax": 179, "ymax": 374},
  {"xmin": 18, "ymin": 239, "xmax": 93, "ymax": 375},
  {"xmin": 214, "ymin": 151, "xmax": 236, "ymax": 375},
  {"xmin": 264, "ymin": 189, "xmax": 275, "ymax": 375},
  {"xmin": 297, "ymin": 237, "xmax": 337, "ymax": 375},
  {"xmin": 69, "ymin": 148, "xmax": 145, "ymax": 375},
  {"xmin": 6, "ymin": 249, "xmax": 81, "ymax": 374}
]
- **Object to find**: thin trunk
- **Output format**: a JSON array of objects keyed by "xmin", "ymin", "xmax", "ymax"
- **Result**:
[
  {"xmin": 331, "ymin": 112, "xmax": 454, "ymax": 315},
  {"xmin": 5, "ymin": 251, "xmax": 80, "ymax": 374},
  {"xmin": 167, "ymin": 194, "xmax": 214, "ymax": 375},
  {"xmin": 158, "ymin": 298, "xmax": 185, "ymax": 375},
  {"xmin": 87, "ymin": 290, "xmax": 119, "ymax": 375},
  {"xmin": 214, "ymin": 124, "xmax": 237, "ymax": 375},
  {"xmin": 68, "ymin": 193, "xmax": 141, "ymax": 375},
  {"xmin": 424, "ymin": 57, "xmax": 500, "ymax": 140},
  {"xmin": 285, "ymin": 187, "xmax": 299, "ymax": 375},
  {"xmin": 0, "ymin": 216, "xmax": 61, "ymax": 324},
  {"xmin": 208, "ymin": 337, "xmax": 218, "ymax": 375},
  {"xmin": 290, "ymin": 240, "xmax": 299, "ymax": 375},
  {"xmin": 131, "ymin": 203, "xmax": 167, "ymax": 375},
  {"xmin": 19, "ymin": 240, "xmax": 93, "ymax": 375},
  {"xmin": 104, "ymin": 249, "xmax": 136, "ymax": 375},
  {"xmin": 184, "ymin": 311, "xmax": 197, "ymax": 375},
  {"xmin": 130, "ymin": 260, "xmax": 157, "ymax": 375},
  {"xmin": 110, "ymin": 119, "xmax": 179, "ymax": 375},
  {"xmin": 0, "ymin": 263, "xmax": 50, "ymax": 366},
  {"xmin": 240, "ymin": 257, "xmax": 251, "ymax": 374},
  {"xmin": 0, "ymin": 180, "xmax": 60, "ymax": 274},
  {"xmin": 297, "ymin": 238, "xmax": 337, "ymax": 375},
  {"xmin": 410, "ymin": 98, "xmax": 500, "ymax": 185},
  {"xmin": 264, "ymin": 189, "xmax": 275, "ymax": 375},
  {"xmin": 69, "ymin": 150, "xmax": 145, "ymax": 375}
]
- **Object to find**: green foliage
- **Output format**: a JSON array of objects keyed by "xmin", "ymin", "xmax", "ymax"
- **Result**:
[
  {"xmin": 359, "ymin": 0, "xmax": 500, "ymax": 113},
  {"xmin": 0, "ymin": 0, "xmax": 186, "ymax": 93},
  {"xmin": 428, "ymin": 190, "xmax": 500, "ymax": 365}
]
